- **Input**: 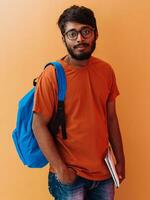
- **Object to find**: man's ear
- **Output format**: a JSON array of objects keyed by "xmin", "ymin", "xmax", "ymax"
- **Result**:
[
  {"xmin": 95, "ymin": 31, "xmax": 99, "ymax": 40},
  {"xmin": 62, "ymin": 36, "xmax": 65, "ymax": 43}
]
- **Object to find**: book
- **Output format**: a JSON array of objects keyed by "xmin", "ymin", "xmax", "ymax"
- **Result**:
[{"xmin": 104, "ymin": 147, "xmax": 120, "ymax": 188}]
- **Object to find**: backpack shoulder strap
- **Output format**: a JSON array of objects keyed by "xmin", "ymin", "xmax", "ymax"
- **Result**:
[
  {"xmin": 33, "ymin": 62, "xmax": 67, "ymax": 102},
  {"xmin": 48, "ymin": 62, "xmax": 66, "ymax": 101},
  {"xmin": 44, "ymin": 61, "xmax": 67, "ymax": 139}
]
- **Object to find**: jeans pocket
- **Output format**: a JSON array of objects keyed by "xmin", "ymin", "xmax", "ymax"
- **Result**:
[
  {"xmin": 55, "ymin": 174, "xmax": 79, "ymax": 187},
  {"xmin": 48, "ymin": 172, "xmax": 59, "ymax": 197}
]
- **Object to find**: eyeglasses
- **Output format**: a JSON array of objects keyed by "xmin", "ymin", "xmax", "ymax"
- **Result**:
[{"xmin": 64, "ymin": 26, "xmax": 95, "ymax": 41}]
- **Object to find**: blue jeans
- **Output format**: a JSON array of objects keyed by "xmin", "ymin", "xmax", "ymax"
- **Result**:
[{"xmin": 48, "ymin": 172, "xmax": 115, "ymax": 200}]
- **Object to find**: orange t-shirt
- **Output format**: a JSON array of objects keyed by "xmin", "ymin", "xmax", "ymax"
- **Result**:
[{"xmin": 33, "ymin": 56, "xmax": 119, "ymax": 180}]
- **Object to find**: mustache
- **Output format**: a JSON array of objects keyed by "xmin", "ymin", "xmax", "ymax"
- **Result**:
[{"xmin": 73, "ymin": 43, "xmax": 89, "ymax": 49}]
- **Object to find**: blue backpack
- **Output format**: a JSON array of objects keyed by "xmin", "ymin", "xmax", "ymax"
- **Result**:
[{"xmin": 12, "ymin": 62, "xmax": 67, "ymax": 168}]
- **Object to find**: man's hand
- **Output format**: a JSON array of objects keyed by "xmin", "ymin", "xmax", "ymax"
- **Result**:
[
  {"xmin": 56, "ymin": 167, "xmax": 77, "ymax": 185},
  {"xmin": 115, "ymin": 162, "xmax": 125, "ymax": 184}
]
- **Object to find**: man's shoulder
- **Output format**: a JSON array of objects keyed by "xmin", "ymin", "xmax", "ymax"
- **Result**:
[{"xmin": 37, "ymin": 63, "xmax": 56, "ymax": 84}]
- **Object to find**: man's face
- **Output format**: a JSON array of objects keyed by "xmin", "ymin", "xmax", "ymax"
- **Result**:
[{"xmin": 62, "ymin": 22, "xmax": 98, "ymax": 60}]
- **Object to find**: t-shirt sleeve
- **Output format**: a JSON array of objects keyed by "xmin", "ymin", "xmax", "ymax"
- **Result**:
[
  {"xmin": 33, "ymin": 67, "xmax": 57, "ymax": 119},
  {"xmin": 107, "ymin": 68, "xmax": 120, "ymax": 102}
]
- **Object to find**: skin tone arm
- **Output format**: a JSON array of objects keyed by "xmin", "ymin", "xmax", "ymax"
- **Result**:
[
  {"xmin": 107, "ymin": 100, "xmax": 125, "ymax": 183},
  {"xmin": 32, "ymin": 112, "xmax": 77, "ymax": 184}
]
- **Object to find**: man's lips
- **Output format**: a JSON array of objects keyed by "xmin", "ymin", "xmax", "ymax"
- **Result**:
[{"xmin": 74, "ymin": 43, "xmax": 89, "ymax": 49}]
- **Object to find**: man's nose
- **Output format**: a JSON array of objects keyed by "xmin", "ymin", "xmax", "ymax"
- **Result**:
[{"xmin": 76, "ymin": 32, "xmax": 85, "ymax": 42}]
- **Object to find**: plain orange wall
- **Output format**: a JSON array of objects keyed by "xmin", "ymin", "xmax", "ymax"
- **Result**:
[{"xmin": 1, "ymin": 0, "xmax": 150, "ymax": 200}]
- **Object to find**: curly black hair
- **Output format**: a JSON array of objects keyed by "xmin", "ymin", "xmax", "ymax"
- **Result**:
[{"xmin": 57, "ymin": 5, "xmax": 98, "ymax": 35}]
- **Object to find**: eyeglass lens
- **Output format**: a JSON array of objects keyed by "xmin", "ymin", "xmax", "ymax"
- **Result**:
[{"xmin": 66, "ymin": 27, "xmax": 94, "ymax": 40}]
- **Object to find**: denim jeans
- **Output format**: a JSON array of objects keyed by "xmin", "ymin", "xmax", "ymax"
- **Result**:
[{"xmin": 48, "ymin": 172, "xmax": 115, "ymax": 200}]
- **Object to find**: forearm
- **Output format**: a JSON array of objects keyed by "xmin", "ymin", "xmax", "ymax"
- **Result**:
[
  {"xmin": 107, "ymin": 114, "xmax": 125, "ymax": 165},
  {"xmin": 32, "ymin": 121, "xmax": 67, "ymax": 173}
]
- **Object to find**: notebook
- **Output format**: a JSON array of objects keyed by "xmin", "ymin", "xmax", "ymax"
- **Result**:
[{"xmin": 104, "ymin": 147, "xmax": 120, "ymax": 188}]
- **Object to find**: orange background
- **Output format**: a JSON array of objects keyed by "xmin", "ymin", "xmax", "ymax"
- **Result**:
[{"xmin": 0, "ymin": 0, "xmax": 150, "ymax": 200}]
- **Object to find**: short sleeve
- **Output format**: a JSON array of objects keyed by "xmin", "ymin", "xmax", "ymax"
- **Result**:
[
  {"xmin": 107, "ymin": 68, "xmax": 120, "ymax": 102},
  {"xmin": 33, "ymin": 66, "xmax": 57, "ymax": 119}
]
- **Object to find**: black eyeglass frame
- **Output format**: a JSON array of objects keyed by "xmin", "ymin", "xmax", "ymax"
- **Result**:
[{"xmin": 63, "ymin": 26, "xmax": 95, "ymax": 41}]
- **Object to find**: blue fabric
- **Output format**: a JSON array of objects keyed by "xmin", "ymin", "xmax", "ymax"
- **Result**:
[
  {"xmin": 48, "ymin": 172, "xmax": 115, "ymax": 200},
  {"xmin": 49, "ymin": 62, "xmax": 66, "ymax": 101},
  {"xmin": 12, "ymin": 62, "xmax": 66, "ymax": 168}
]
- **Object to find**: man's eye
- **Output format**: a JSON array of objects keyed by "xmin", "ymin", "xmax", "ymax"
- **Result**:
[
  {"xmin": 68, "ymin": 31, "xmax": 77, "ymax": 38},
  {"xmin": 82, "ymin": 29, "xmax": 91, "ymax": 35}
]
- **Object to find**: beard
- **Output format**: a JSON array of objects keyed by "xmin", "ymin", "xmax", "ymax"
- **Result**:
[{"xmin": 64, "ymin": 39, "xmax": 96, "ymax": 60}]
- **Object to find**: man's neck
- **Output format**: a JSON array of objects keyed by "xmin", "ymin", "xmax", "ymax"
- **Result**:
[{"xmin": 65, "ymin": 55, "xmax": 90, "ymax": 67}]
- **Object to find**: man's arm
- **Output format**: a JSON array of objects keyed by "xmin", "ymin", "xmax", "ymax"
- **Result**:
[
  {"xmin": 107, "ymin": 100, "xmax": 125, "ymax": 183},
  {"xmin": 32, "ymin": 112, "xmax": 77, "ymax": 184}
]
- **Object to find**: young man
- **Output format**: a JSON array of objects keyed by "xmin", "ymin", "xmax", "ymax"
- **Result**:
[{"xmin": 32, "ymin": 5, "xmax": 125, "ymax": 200}]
